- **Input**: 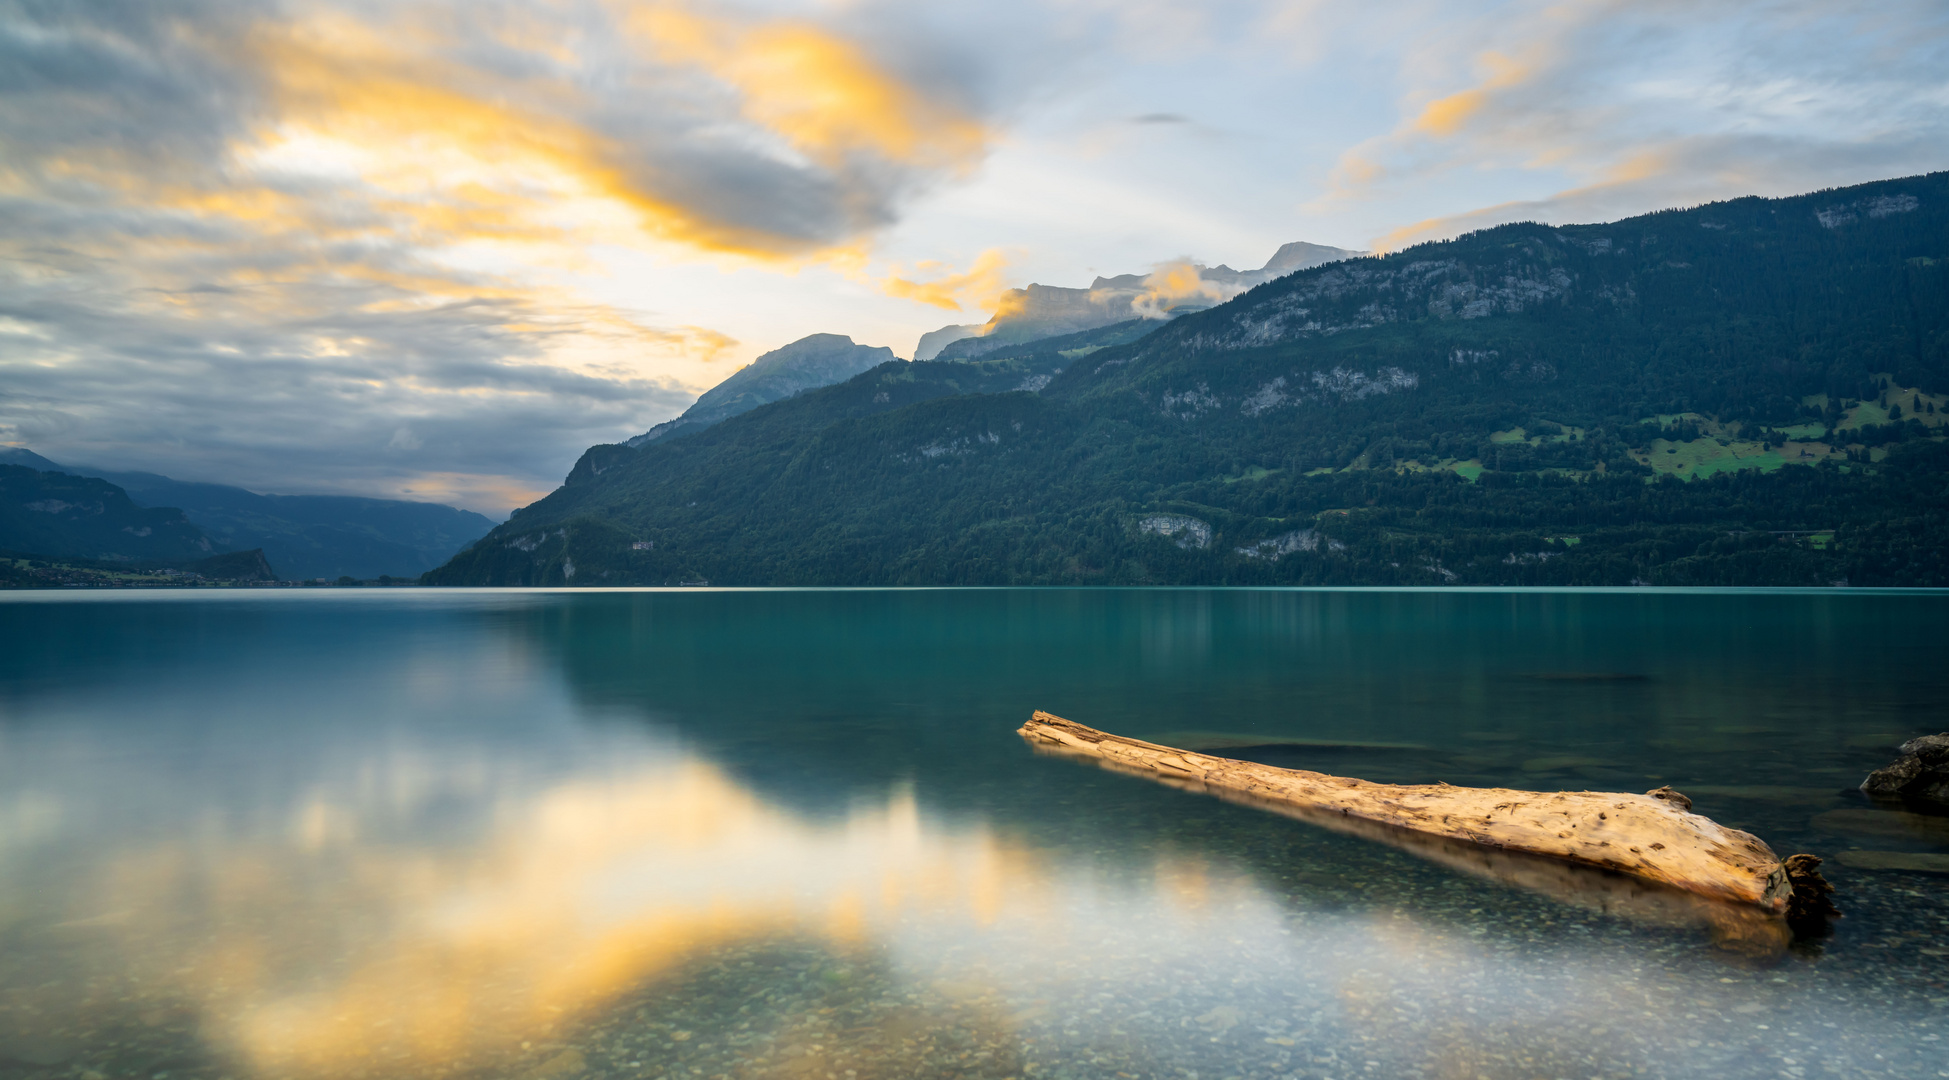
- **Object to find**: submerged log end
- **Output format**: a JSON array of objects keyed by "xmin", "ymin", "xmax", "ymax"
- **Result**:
[
  {"xmin": 1645, "ymin": 785, "xmax": 1693, "ymax": 813},
  {"xmin": 1782, "ymin": 853, "xmax": 1842, "ymax": 936}
]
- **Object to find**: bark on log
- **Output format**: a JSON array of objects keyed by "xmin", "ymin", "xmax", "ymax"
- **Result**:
[{"xmin": 1020, "ymin": 711, "xmax": 1794, "ymax": 913}]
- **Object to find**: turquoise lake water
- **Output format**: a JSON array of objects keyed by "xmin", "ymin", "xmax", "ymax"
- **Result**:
[{"xmin": 0, "ymin": 588, "xmax": 1945, "ymax": 1080}]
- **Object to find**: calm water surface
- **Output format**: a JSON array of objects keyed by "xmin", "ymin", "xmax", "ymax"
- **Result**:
[{"xmin": 1, "ymin": 588, "xmax": 1946, "ymax": 1080}]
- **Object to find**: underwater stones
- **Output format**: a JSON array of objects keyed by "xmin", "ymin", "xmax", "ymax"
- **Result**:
[
  {"xmin": 1860, "ymin": 733, "xmax": 1949, "ymax": 806},
  {"xmin": 0, "ymin": 1033, "xmax": 78, "ymax": 1067},
  {"xmin": 519, "ymin": 1050, "xmax": 585, "ymax": 1079},
  {"xmin": 1520, "ymin": 755, "xmax": 1611, "ymax": 773},
  {"xmin": 1682, "ymin": 785, "xmax": 1841, "ymax": 804},
  {"xmin": 1834, "ymin": 850, "xmax": 1949, "ymax": 873},
  {"xmin": 1810, "ymin": 807, "xmax": 1949, "ymax": 844}
]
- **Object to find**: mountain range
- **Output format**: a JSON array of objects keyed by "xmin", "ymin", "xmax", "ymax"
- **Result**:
[
  {"xmin": 427, "ymin": 172, "xmax": 1949, "ymax": 588},
  {"xmin": 914, "ymin": 241, "xmax": 1365, "ymax": 360},
  {"xmin": 0, "ymin": 448, "xmax": 494, "ymax": 580}
]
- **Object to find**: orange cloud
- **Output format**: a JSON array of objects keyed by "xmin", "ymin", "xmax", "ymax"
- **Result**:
[
  {"xmin": 249, "ymin": 16, "xmax": 750, "ymax": 257},
  {"xmin": 881, "ymin": 249, "xmax": 1014, "ymax": 311},
  {"xmin": 632, "ymin": 7, "xmax": 989, "ymax": 176},
  {"xmin": 1409, "ymin": 52, "xmax": 1528, "ymax": 137},
  {"xmin": 1128, "ymin": 260, "xmax": 1240, "ymax": 318},
  {"xmin": 1369, "ymin": 214, "xmax": 1457, "ymax": 253},
  {"xmin": 1366, "ymin": 153, "xmax": 1680, "ymax": 253},
  {"xmin": 197, "ymin": 4, "xmax": 992, "ymax": 266},
  {"xmin": 1317, "ymin": 48, "xmax": 1543, "ymax": 204}
]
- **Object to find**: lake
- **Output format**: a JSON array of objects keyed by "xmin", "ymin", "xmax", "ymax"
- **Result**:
[{"xmin": 1, "ymin": 588, "xmax": 1945, "ymax": 1080}]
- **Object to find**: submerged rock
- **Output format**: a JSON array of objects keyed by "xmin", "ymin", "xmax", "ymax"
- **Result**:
[{"xmin": 1860, "ymin": 733, "xmax": 1949, "ymax": 806}]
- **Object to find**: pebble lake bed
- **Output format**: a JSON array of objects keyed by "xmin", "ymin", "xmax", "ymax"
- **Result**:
[{"xmin": 0, "ymin": 587, "xmax": 1945, "ymax": 1080}]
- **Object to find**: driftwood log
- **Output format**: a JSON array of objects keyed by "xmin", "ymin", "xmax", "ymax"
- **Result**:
[{"xmin": 1021, "ymin": 711, "xmax": 1832, "ymax": 936}]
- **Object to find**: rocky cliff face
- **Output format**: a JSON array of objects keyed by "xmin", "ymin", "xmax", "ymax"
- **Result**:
[
  {"xmin": 914, "ymin": 323, "xmax": 985, "ymax": 361},
  {"xmin": 922, "ymin": 240, "xmax": 1365, "ymax": 361},
  {"xmin": 628, "ymin": 334, "xmax": 898, "ymax": 446}
]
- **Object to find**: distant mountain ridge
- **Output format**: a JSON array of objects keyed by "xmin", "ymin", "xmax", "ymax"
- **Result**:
[
  {"xmin": 0, "ymin": 448, "xmax": 494, "ymax": 580},
  {"xmin": 628, "ymin": 334, "xmax": 896, "ymax": 447},
  {"xmin": 428, "ymin": 171, "xmax": 1949, "ymax": 588},
  {"xmin": 623, "ymin": 245, "xmax": 1365, "ymax": 454},
  {"xmin": 915, "ymin": 240, "xmax": 1366, "ymax": 360},
  {"xmin": 0, "ymin": 464, "xmax": 216, "ymax": 563}
]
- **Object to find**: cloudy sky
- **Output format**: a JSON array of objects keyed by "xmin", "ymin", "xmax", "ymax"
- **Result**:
[{"xmin": 3, "ymin": 0, "xmax": 1946, "ymax": 515}]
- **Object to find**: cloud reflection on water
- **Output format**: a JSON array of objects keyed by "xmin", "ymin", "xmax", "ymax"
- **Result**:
[
  {"xmin": 81, "ymin": 750, "xmax": 1063, "ymax": 1076},
  {"xmin": 2, "ymin": 591, "xmax": 1946, "ymax": 1080}
]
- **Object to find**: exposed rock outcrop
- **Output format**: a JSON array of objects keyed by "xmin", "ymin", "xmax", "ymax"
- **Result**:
[{"xmin": 1860, "ymin": 733, "xmax": 1949, "ymax": 806}]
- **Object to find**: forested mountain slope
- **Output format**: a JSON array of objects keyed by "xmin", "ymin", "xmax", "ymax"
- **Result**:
[
  {"xmin": 428, "ymin": 173, "xmax": 1949, "ymax": 587},
  {"xmin": 90, "ymin": 472, "xmax": 494, "ymax": 581},
  {"xmin": 0, "ymin": 465, "xmax": 218, "ymax": 562}
]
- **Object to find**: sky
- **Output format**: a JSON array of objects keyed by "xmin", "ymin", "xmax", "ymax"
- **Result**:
[{"xmin": 2, "ymin": 0, "xmax": 1946, "ymax": 517}]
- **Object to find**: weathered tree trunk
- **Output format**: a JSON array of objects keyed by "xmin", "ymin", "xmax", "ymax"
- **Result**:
[{"xmin": 1020, "ymin": 711, "xmax": 1795, "ymax": 913}]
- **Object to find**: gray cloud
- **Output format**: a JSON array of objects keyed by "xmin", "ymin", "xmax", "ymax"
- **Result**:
[
  {"xmin": 0, "ymin": 0, "xmax": 1021, "ymax": 512},
  {"xmin": 6, "ymin": 0, "xmax": 1945, "ymax": 517},
  {"xmin": 1338, "ymin": 0, "xmax": 1949, "ymax": 247},
  {"xmin": 0, "ymin": 274, "xmax": 701, "ymax": 513},
  {"xmin": 1, "ymin": 0, "xmax": 1006, "ymax": 253}
]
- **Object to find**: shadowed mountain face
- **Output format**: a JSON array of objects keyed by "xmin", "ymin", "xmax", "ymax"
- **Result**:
[
  {"xmin": 95, "ymin": 472, "xmax": 495, "ymax": 581},
  {"xmin": 916, "ymin": 240, "xmax": 1367, "ymax": 361},
  {"xmin": 0, "ymin": 465, "xmax": 215, "ymax": 562},
  {"xmin": 0, "ymin": 449, "xmax": 494, "ymax": 580},
  {"xmin": 441, "ymin": 172, "xmax": 1949, "ymax": 588},
  {"xmin": 627, "ymin": 334, "xmax": 897, "ymax": 447},
  {"xmin": 184, "ymin": 548, "xmax": 278, "ymax": 581}
]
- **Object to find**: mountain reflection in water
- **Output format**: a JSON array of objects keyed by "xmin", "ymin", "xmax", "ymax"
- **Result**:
[{"xmin": 0, "ymin": 589, "xmax": 1945, "ymax": 1080}]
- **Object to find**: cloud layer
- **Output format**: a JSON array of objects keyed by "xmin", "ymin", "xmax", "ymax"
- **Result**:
[
  {"xmin": 0, "ymin": 0, "xmax": 999, "ymax": 512},
  {"xmin": 1317, "ymin": 0, "xmax": 1949, "ymax": 249},
  {"xmin": 2, "ymin": 0, "xmax": 1945, "ymax": 513}
]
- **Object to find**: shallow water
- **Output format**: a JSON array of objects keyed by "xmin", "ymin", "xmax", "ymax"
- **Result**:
[{"xmin": 0, "ymin": 588, "xmax": 1945, "ymax": 1080}]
